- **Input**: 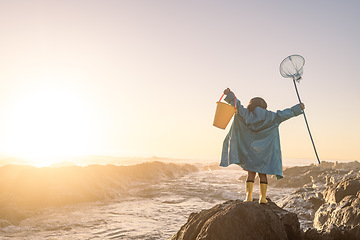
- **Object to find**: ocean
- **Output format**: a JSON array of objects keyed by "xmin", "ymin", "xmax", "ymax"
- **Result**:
[{"xmin": 0, "ymin": 157, "xmax": 355, "ymax": 239}]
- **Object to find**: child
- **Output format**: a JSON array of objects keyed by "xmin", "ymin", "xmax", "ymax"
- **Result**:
[{"xmin": 220, "ymin": 88, "xmax": 305, "ymax": 203}]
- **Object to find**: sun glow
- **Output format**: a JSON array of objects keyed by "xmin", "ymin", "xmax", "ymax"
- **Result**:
[{"xmin": 2, "ymin": 82, "xmax": 97, "ymax": 167}]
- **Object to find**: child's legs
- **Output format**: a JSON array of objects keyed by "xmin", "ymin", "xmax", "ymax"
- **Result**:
[
  {"xmin": 246, "ymin": 171, "xmax": 256, "ymax": 182},
  {"xmin": 258, "ymin": 173, "xmax": 268, "ymax": 184},
  {"xmin": 246, "ymin": 171, "xmax": 267, "ymax": 183}
]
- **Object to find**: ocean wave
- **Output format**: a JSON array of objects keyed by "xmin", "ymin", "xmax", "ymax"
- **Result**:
[{"xmin": 0, "ymin": 161, "xmax": 198, "ymax": 224}]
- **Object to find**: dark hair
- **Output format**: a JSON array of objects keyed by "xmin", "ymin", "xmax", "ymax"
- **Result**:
[{"xmin": 247, "ymin": 97, "xmax": 267, "ymax": 112}]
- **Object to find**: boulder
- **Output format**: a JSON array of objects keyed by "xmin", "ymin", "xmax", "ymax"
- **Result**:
[
  {"xmin": 323, "ymin": 176, "xmax": 360, "ymax": 204},
  {"xmin": 312, "ymin": 175, "xmax": 360, "ymax": 239},
  {"xmin": 314, "ymin": 194, "xmax": 360, "ymax": 230},
  {"xmin": 171, "ymin": 199, "xmax": 302, "ymax": 240}
]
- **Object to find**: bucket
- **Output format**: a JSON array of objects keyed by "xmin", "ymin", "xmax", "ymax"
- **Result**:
[{"xmin": 213, "ymin": 93, "xmax": 237, "ymax": 130}]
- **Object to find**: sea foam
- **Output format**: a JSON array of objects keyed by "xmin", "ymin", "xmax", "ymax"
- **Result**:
[{"xmin": 0, "ymin": 161, "xmax": 198, "ymax": 225}]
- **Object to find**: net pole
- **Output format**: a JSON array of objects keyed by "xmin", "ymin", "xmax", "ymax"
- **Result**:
[{"xmin": 292, "ymin": 78, "xmax": 321, "ymax": 164}]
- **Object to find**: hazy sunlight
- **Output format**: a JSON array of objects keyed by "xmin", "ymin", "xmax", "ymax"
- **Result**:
[{"xmin": 2, "ymin": 83, "xmax": 95, "ymax": 166}]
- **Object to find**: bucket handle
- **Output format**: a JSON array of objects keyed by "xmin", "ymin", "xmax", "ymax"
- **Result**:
[{"xmin": 219, "ymin": 93, "xmax": 237, "ymax": 109}]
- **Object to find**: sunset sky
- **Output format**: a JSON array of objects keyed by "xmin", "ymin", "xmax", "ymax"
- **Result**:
[{"xmin": 0, "ymin": 0, "xmax": 359, "ymax": 165}]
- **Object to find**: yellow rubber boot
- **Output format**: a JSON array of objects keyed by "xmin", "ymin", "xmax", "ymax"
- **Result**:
[
  {"xmin": 244, "ymin": 181, "xmax": 254, "ymax": 202},
  {"xmin": 259, "ymin": 183, "xmax": 268, "ymax": 204}
]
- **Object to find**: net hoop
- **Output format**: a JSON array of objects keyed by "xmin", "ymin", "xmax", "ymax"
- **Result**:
[{"xmin": 280, "ymin": 54, "xmax": 305, "ymax": 82}]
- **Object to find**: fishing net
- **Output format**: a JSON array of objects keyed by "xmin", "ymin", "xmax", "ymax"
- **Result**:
[
  {"xmin": 280, "ymin": 55, "xmax": 305, "ymax": 82},
  {"xmin": 279, "ymin": 54, "xmax": 320, "ymax": 164}
]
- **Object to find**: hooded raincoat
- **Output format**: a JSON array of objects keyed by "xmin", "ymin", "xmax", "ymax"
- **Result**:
[{"xmin": 220, "ymin": 92, "xmax": 303, "ymax": 179}]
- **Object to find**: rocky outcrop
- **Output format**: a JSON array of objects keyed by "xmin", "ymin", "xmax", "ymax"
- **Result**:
[
  {"xmin": 269, "ymin": 161, "xmax": 360, "ymax": 230},
  {"xmin": 171, "ymin": 199, "xmax": 302, "ymax": 240},
  {"xmin": 322, "ymin": 176, "xmax": 360, "ymax": 204},
  {"xmin": 299, "ymin": 175, "xmax": 360, "ymax": 240},
  {"xmin": 172, "ymin": 162, "xmax": 360, "ymax": 240},
  {"xmin": 312, "ymin": 176, "xmax": 360, "ymax": 234}
]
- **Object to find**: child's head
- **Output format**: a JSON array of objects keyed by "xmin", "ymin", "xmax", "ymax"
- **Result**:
[{"xmin": 247, "ymin": 97, "xmax": 267, "ymax": 112}]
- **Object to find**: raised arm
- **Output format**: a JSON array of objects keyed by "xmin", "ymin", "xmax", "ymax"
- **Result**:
[
  {"xmin": 223, "ymin": 89, "xmax": 248, "ymax": 117},
  {"xmin": 275, "ymin": 104, "xmax": 303, "ymax": 124}
]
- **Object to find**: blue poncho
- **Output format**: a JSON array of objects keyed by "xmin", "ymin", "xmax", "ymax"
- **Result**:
[{"xmin": 220, "ymin": 92, "xmax": 303, "ymax": 179}]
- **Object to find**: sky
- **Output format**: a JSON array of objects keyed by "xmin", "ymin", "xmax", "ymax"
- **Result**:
[{"xmin": 0, "ymin": 0, "xmax": 359, "ymax": 165}]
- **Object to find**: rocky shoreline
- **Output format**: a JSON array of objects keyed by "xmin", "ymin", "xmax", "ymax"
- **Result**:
[{"xmin": 171, "ymin": 161, "xmax": 360, "ymax": 240}]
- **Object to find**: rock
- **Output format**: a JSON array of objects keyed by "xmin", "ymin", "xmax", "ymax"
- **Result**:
[
  {"xmin": 171, "ymin": 199, "xmax": 302, "ymax": 240},
  {"xmin": 348, "ymin": 225, "xmax": 360, "ymax": 239},
  {"xmin": 304, "ymin": 225, "xmax": 360, "ymax": 240},
  {"xmin": 309, "ymin": 196, "xmax": 324, "ymax": 211},
  {"xmin": 312, "ymin": 175, "xmax": 360, "ymax": 239},
  {"xmin": 277, "ymin": 187, "xmax": 321, "ymax": 229},
  {"xmin": 323, "ymin": 176, "xmax": 360, "ymax": 204},
  {"xmin": 332, "ymin": 161, "xmax": 360, "ymax": 171},
  {"xmin": 314, "ymin": 195, "xmax": 360, "ymax": 230}
]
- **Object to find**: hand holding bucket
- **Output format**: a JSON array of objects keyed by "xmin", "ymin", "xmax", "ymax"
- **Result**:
[{"xmin": 213, "ymin": 93, "xmax": 237, "ymax": 130}]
